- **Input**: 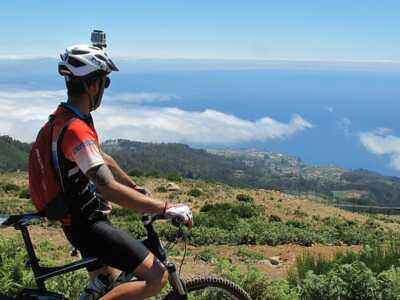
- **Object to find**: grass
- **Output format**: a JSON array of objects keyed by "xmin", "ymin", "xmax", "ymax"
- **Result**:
[
  {"xmin": 194, "ymin": 248, "xmax": 217, "ymax": 263},
  {"xmin": 288, "ymin": 243, "xmax": 400, "ymax": 285},
  {"xmin": 235, "ymin": 247, "xmax": 266, "ymax": 262}
]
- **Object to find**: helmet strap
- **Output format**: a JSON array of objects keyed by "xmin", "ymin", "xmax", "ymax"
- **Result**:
[
  {"xmin": 83, "ymin": 78, "xmax": 106, "ymax": 111},
  {"xmin": 83, "ymin": 81, "xmax": 96, "ymax": 111},
  {"xmin": 94, "ymin": 77, "xmax": 106, "ymax": 110}
]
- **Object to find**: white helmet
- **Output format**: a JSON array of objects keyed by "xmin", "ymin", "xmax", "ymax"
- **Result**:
[{"xmin": 58, "ymin": 44, "xmax": 118, "ymax": 78}]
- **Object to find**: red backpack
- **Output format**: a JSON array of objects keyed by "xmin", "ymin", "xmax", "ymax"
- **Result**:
[{"xmin": 29, "ymin": 113, "xmax": 76, "ymax": 220}]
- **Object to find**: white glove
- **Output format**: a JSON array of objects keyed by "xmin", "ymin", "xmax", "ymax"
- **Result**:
[{"xmin": 165, "ymin": 204, "xmax": 193, "ymax": 227}]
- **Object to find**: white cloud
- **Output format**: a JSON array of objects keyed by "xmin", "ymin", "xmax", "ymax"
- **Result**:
[
  {"xmin": 359, "ymin": 128, "xmax": 400, "ymax": 170},
  {"xmin": 95, "ymin": 107, "xmax": 312, "ymax": 144},
  {"xmin": 337, "ymin": 117, "xmax": 352, "ymax": 136},
  {"xmin": 325, "ymin": 106, "xmax": 334, "ymax": 113},
  {"xmin": 106, "ymin": 92, "xmax": 181, "ymax": 103},
  {"xmin": 0, "ymin": 54, "xmax": 55, "ymax": 60},
  {"xmin": 0, "ymin": 88, "xmax": 312, "ymax": 144}
]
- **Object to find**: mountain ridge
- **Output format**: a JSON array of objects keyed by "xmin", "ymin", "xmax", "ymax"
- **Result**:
[{"xmin": 1, "ymin": 135, "xmax": 399, "ymax": 207}]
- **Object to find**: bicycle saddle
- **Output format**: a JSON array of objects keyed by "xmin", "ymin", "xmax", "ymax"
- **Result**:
[{"xmin": 0, "ymin": 213, "xmax": 43, "ymax": 228}]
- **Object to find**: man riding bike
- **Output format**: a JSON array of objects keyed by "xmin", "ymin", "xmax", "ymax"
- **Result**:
[{"xmin": 28, "ymin": 33, "xmax": 193, "ymax": 300}]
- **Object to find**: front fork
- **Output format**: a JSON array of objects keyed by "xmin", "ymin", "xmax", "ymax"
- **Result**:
[{"xmin": 165, "ymin": 261, "xmax": 187, "ymax": 296}]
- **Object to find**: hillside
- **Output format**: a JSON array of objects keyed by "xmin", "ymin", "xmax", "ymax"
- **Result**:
[
  {"xmin": 1, "ymin": 136, "xmax": 400, "ymax": 207},
  {"xmin": 1, "ymin": 171, "xmax": 399, "ymax": 269},
  {"xmin": 1, "ymin": 171, "xmax": 400, "ymax": 299},
  {"xmin": 209, "ymin": 149, "xmax": 400, "ymax": 207},
  {"xmin": 0, "ymin": 136, "xmax": 31, "ymax": 170},
  {"xmin": 103, "ymin": 140, "xmax": 400, "ymax": 207}
]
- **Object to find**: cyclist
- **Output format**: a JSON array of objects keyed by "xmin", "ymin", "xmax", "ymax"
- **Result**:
[{"xmin": 29, "ymin": 42, "xmax": 193, "ymax": 300}]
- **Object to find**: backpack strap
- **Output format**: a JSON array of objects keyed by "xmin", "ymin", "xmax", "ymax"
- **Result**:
[{"xmin": 51, "ymin": 117, "xmax": 77, "ymax": 193}]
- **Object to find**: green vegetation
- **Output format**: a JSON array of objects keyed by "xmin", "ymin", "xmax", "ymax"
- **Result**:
[
  {"xmin": 194, "ymin": 249, "xmax": 217, "ymax": 263},
  {"xmin": 128, "ymin": 169, "xmax": 159, "ymax": 178},
  {"xmin": 2, "ymin": 136, "xmax": 400, "ymax": 207},
  {"xmin": 166, "ymin": 172, "xmax": 182, "ymax": 182},
  {"xmin": 0, "ymin": 235, "xmax": 87, "ymax": 299},
  {"xmin": 236, "ymin": 193, "xmax": 254, "ymax": 203},
  {"xmin": 155, "ymin": 185, "xmax": 168, "ymax": 193},
  {"xmin": 216, "ymin": 245, "xmax": 400, "ymax": 299},
  {"xmin": 0, "ymin": 136, "xmax": 30, "ymax": 171},
  {"xmin": 289, "ymin": 243, "xmax": 400, "ymax": 285},
  {"xmin": 189, "ymin": 202, "xmax": 394, "ymax": 247},
  {"xmin": 0, "ymin": 174, "xmax": 397, "ymax": 248},
  {"xmin": 127, "ymin": 169, "xmax": 144, "ymax": 177},
  {"xmin": 2, "ymin": 172, "xmax": 400, "ymax": 298},
  {"xmin": 187, "ymin": 188, "xmax": 202, "ymax": 197},
  {"xmin": 235, "ymin": 247, "xmax": 266, "ymax": 262},
  {"xmin": 2, "ymin": 234, "xmax": 400, "ymax": 299}
]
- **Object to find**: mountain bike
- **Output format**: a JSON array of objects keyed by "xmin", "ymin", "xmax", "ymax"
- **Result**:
[{"xmin": 0, "ymin": 213, "xmax": 253, "ymax": 300}]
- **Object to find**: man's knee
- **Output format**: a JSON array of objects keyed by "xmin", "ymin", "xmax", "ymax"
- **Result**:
[
  {"xmin": 160, "ymin": 269, "xmax": 169, "ymax": 287},
  {"xmin": 134, "ymin": 253, "xmax": 169, "ymax": 294},
  {"xmin": 148, "ymin": 267, "xmax": 169, "ymax": 293}
]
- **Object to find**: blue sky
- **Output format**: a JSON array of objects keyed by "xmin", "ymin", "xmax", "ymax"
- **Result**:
[
  {"xmin": 1, "ymin": 1, "xmax": 400, "ymax": 176},
  {"xmin": 1, "ymin": 1, "xmax": 400, "ymax": 61}
]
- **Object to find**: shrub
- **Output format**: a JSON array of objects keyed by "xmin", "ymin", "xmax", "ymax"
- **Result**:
[
  {"xmin": 194, "ymin": 249, "xmax": 217, "ymax": 263},
  {"xmin": 236, "ymin": 194, "xmax": 254, "ymax": 203},
  {"xmin": 215, "ymin": 259, "xmax": 300, "ymax": 300},
  {"xmin": 0, "ymin": 237, "xmax": 33, "ymax": 295},
  {"xmin": 286, "ymin": 220, "xmax": 307, "ymax": 229},
  {"xmin": 293, "ymin": 209, "xmax": 308, "ymax": 217},
  {"xmin": 167, "ymin": 172, "xmax": 182, "ymax": 182},
  {"xmin": 269, "ymin": 215, "xmax": 282, "ymax": 223},
  {"xmin": 377, "ymin": 267, "xmax": 400, "ymax": 300},
  {"xmin": 200, "ymin": 202, "xmax": 261, "ymax": 219},
  {"xmin": 235, "ymin": 247, "xmax": 266, "ymax": 262},
  {"xmin": 155, "ymin": 186, "xmax": 168, "ymax": 193},
  {"xmin": 300, "ymin": 261, "xmax": 379, "ymax": 300},
  {"xmin": 144, "ymin": 171, "xmax": 159, "ymax": 178},
  {"xmin": 2, "ymin": 183, "xmax": 20, "ymax": 193},
  {"xmin": 189, "ymin": 226, "xmax": 230, "ymax": 245},
  {"xmin": 127, "ymin": 169, "xmax": 144, "ymax": 177},
  {"xmin": 18, "ymin": 188, "xmax": 30, "ymax": 199},
  {"xmin": 290, "ymin": 243, "xmax": 400, "ymax": 286},
  {"xmin": 188, "ymin": 188, "xmax": 202, "ymax": 197}
]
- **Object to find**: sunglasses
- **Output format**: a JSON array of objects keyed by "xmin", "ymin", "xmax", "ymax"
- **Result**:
[{"xmin": 105, "ymin": 76, "xmax": 111, "ymax": 89}]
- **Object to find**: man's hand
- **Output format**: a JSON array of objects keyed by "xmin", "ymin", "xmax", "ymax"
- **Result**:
[{"xmin": 164, "ymin": 203, "xmax": 193, "ymax": 228}]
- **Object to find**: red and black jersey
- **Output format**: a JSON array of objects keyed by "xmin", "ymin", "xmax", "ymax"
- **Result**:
[{"xmin": 29, "ymin": 103, "xmax": 112, "ymax": 225}]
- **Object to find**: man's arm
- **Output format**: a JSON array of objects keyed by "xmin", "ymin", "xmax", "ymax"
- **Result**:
[
  {"xmin": 101, "ymin": 151, "xmax": 137, "ymax": 189},
  {"xmin": 86, "ymin": 164, "xmax": 166, "ymax": 213}
]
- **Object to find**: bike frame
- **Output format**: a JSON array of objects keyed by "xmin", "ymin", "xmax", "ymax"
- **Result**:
[
  {"xmin": 14, "ymin": 217, "xmax": 99, "ymax": 293},
  {"xmin": 2, "ymin": 213, "xmax": 187, "ymax": 298}
]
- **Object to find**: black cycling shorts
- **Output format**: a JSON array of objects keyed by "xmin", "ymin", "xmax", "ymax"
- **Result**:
[{"xmin": 62, "ymin": 218, "xmax": 149, "ymax": 272}]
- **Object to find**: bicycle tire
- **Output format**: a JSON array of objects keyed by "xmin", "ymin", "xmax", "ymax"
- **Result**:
[{"xmin": 162, "ymin": 276, "xmax": 253, "ymax": 300}]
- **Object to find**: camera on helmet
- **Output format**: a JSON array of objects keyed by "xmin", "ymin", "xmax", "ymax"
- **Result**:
[{"xmin": 91, "ymin": 30, "xmax": 107, "ymax": 49}]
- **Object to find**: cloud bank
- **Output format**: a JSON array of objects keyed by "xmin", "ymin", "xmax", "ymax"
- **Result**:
[
  {"xmin": 0, "ymin": 88, "xmax": 312, "ymax": 144},
  {"xmin": 107, "ymin": 92, "xmax": 181, "ymax": 103},
  {"xmin": 359, "ymin": 128, "xmax": 400, "ymax": 170}
]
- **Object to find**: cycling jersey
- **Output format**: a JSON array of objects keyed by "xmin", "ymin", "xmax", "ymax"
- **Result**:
[
  {"xmin": 55, "ymin": 104, "xmax": 150, "ymax": 273},
  {"xmin": 55, "ymin": 103, "xmax": 112, "ymax": 224}
]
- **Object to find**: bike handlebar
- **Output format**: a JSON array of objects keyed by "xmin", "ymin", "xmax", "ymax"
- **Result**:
[{"xmin": 141, "ymin": 213, "xmax": 187, "ymax": 228}]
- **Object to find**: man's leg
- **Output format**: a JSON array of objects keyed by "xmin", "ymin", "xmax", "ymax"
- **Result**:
[
  {"xmin": 89, "ymin": 266, "xmax": 121, "ymax": 281},
  {"xmin": 100, "ymin": 252, "xmax": 169, "ymax": 300}
]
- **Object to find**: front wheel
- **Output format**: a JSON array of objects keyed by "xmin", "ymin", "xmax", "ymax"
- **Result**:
[{"xmin": 162, "ymin": 276, "xmax": 253, "ymax": 300}]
